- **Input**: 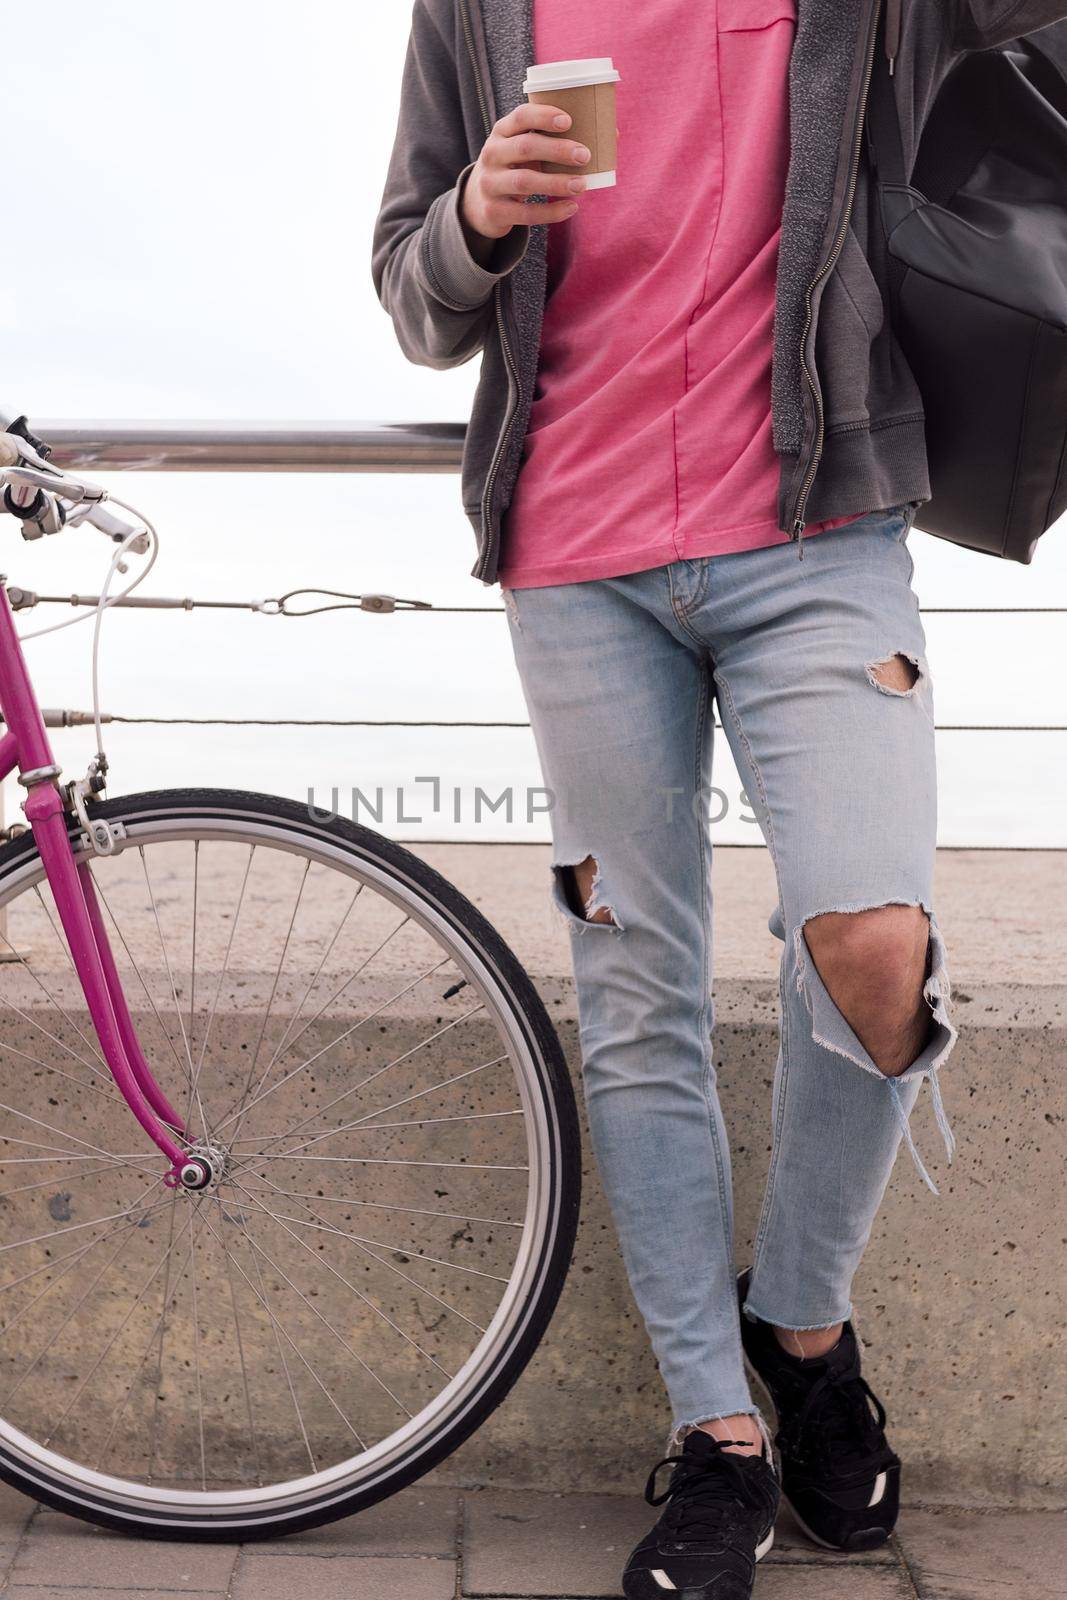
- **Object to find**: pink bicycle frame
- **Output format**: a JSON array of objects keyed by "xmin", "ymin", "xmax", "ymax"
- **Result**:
[{"xmin": 0, "ymin": 579, "xmax": 193, "ymax": 1184}]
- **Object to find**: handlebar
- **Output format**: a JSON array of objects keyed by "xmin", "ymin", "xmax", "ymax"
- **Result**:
[{"xmin": 0, "ymin": 422, "xmax": 148, "ymax": 549}]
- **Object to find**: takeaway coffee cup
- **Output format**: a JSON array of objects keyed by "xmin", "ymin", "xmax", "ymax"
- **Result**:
[{"xmin": 522, "ymin": 58, "xmax": 620, "ymax": 189}]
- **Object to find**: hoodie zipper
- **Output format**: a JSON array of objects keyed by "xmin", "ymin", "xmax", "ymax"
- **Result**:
[
  {"xmin": 789, "ymin": 0, "xmax": 884, "ymax": 551},
  {"xmin": 458, "ymin": 0, "xmax": 521, "ymax": 584}
]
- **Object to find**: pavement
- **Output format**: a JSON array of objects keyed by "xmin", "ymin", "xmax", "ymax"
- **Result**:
[{"xmin": 0, "ymin": 1481, "xmax": 1061, "ymax": 1599}]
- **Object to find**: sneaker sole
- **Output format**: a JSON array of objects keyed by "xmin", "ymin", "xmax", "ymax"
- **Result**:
[{"xmin": 622, "ymin": 1528, "xmax": 775, "ymax": 1598}]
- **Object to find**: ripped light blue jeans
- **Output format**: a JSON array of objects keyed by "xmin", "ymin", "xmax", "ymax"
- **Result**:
[{"xmin": 503, "ymin": 504, "xmax": 958, "ymax": 1442}]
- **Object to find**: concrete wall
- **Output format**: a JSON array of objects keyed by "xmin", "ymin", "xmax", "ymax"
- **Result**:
[{"xmin": 0, "ymin": 844, "xmax": 1061, "ymax": 1508}]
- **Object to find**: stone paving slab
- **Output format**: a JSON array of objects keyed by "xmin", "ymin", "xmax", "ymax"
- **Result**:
[
  {"xmin": 0, "ymin": 1487, "xmax": 32, "ymax": 1533},
  {"xmin": 280, "ymin": 1485, "xmax": 459, "ymax": 1555},
  {"xmin": 0, "ymin": 1490, "xmax": 1063, "ymax": 1599},
  {"xmin": 231, "ymin": 1550, "xmax": 457, "ymax": 1600},
  {"xmin": 754, "ymin": 1570, "xmax": 913, "ymax": 1597},
  {"xmin": 897, "ymin": 1506, "xmax": 1067, "ymax": 1597},
  {"xmin": 7, "ymin": 1511, "xmax": 238, "ymax": 1591},
  {"xmin": 461, "ymin": 1488, "xmax": 647, "ymax": 1597},
  {"xmin": 461, "ymin": 1489, "xmax": 894, "ymax": 1596},
  {"xmin": 4, "ymin": 1591, "xmax": 228, "ymax": 1599}
]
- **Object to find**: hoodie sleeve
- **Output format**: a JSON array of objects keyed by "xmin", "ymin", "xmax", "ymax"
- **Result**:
[
  {"xmin": 371, "ymin": 0, "xmax": 530, "ymax": 371},
  {"xmin": 954, "ymin": 0, "xmax": 1067, "ymax": 49}
]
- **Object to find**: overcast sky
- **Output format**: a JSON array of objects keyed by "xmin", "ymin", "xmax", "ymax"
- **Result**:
[{"xmin": 3, "ymin": 2, "xmax": 1064, "ymax": 846}]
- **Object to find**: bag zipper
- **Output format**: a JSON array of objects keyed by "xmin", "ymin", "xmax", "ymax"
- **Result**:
[
  {"xmin": 458, "ymin": 0, "xmax": 521, "ymax": 584},
  {"xmin": 789, "ymin": 0, "xmax": 884, "ymax": 553}
]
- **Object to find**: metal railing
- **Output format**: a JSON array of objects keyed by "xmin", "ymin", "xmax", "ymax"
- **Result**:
[
  {"xmin": 43, "ymin": 420, "xmax": 466, "ymax": 475},
  {"xmin": 32, "ymin": 419, "xmax": 1067, "ymax": 743}
]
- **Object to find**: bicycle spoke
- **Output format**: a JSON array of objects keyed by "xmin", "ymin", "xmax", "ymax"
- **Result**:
[
  {"xmin": 221, "ymin": 1177, "xmax": 453, "ymax": 1380},
  {"xmin": 231, "ymin": 1054, "xmax": 513, "ymax": 1172},
  {"xmin": 193, "ymin": 845, "xmax": 254, "ymax": 1079},
  {"xmin": 244, "ymin": 1152, "xmax": 529, "ymax": 1172},
  {"xmin": 227, "ymin": 1002, "xmax": 489, "ymax": 1162},
  {"xmin": 96, "ymin": 1199, "xmax": 190, "ymax": 1473},
  {"xmin": 311, "ymin": 1109, "xmax": 522, "ymax": 1131},
  {"xmin": 202, "ymin": 1197, "xmax": 408, "ymax": 1422},
  {"xmin": 227, "ymin": 1175, "xmax": 508, "ymax": 1284},
  {"xmin": 92, "ymin": 874, "xmax": 197, "ymax": 1099},
  {"xmin": 211, "ymin": 955, "xmax": 449, "ymax": 1136},
  {"xmin": 0, "ymin": 1192, "xmax": 172, "ymax": 1341},
  {"xmin": 138, "ymin": 850, "xmax": 202, "ymax": 1126},
  {"xmin": 186, "ymin": 1207, "xmax": 208, "ymax": 1492},
  {"xmin": 215, "ymin": 910, "xmax": 412, "ymax": 1126},
  {"xmin": 225, "ymin": 858, "xmax": 311, "ymax": 1139},
  {"xmin": 147, "ymin": 1192, "xmax": 182, "ymax": 1485},
  {"xmin": 0, "ymin": 1184, "xmax": 167, "ymax": 1256},
  {"xmin": 0, "ymin": 1100, "xmax": 162, "ymax": 1183},
  {"xmin": 186, "ymin": 840, "xmax": 205, "ymax": 1137},
  {"xmin": 209, "ymin": 1253, "xmax": 367, "ymax": 1466},
  {"xmin": 209, "ymin": 1193, "xmax": 262, "ymax": 1486},
  {"xmin": 0, "ymin": 1155, "xmax": 160, "ymax": 1204},
  {"xmin": 250, "ymin": 881, "xmax": 363, "ymax": 1102},
  {"xmin": 3, "ymin": 1189, "xmax": 168, "ymax": 1407},
  {"xmin": 197, "ymin": 1206, "xmax": 319, "ymax": 1473},
  {"xmin": 0, "ymin": 958, "xmax": 108, "ymax": 1075},
  {"xmin": 0, "ymin": 1142, "xmax": 155, "ymax": 1164},
  {"xmin": 0, "ymin": 1035, "xmax": 128, "ymax": 1111},
  {"xmin": 230, "ymin": 1172, "xmax": 488, "ymax": 1335},
  {"xmin": 43, "ymin": 1205, "xmax": 197, "ymax": 1451},
  {"xmin": 31, "ymin": 883, "xmax": 81, "ymax": 975},
  {"xmin": 231, "ymin": 1180, "xmax": 522, "ymax": 1230}
]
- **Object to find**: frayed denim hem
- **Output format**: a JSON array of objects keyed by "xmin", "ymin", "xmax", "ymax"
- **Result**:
[
  {"xmin": 667, "ymin": 1408, "xmax": 775, "ymax": 1459},
  {"xmin": 741, "ymin": 1297, "xmax": 854, "ymax": 1333}
]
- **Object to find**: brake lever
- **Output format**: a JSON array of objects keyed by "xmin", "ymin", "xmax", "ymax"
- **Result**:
[
  {"xmin": 3, "ymin": 464, "xmax": 107, "ymax": 504},
  {"xmin": 0, "ymin": 410, "xmax": 53, "ymax": 461}
]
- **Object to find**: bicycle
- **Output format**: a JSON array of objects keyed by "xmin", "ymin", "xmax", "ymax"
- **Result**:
[{"xmin": 0, "ymin": 412, "xmax": 580, "ymax": 1538}]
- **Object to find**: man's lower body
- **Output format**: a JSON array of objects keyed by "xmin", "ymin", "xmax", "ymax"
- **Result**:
[{"xmin": 502, "ymin": 504, "xmax": 958, "ymax": 1588}]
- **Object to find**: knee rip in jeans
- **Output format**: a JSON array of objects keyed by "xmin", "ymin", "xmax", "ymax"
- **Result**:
[
  {"xmin": 866, "ymin": 650, "xmax": 923, "ymax": 696},
  {"xmin": 553, "ymin": 855, "xmax": 622, "ymax": 931},
  {"xmin": 792, "ymin": 900, "xmax": 958, "ymax": 1194}
]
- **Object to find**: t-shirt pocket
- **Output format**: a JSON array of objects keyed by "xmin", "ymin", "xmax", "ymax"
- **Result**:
[{"xmin": 717, "ymin": 0, "xmax": 797, "ymax": 31}]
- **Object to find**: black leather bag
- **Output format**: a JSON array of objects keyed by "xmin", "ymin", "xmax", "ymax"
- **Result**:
[{"xmin": 867, "ymin": 18, "xmax": 1067, "ymax": 561}]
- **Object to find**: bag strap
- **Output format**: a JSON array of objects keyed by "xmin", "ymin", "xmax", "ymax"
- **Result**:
[{"xmin": 865, "ymin": 2, "xmax": 908, "ymax": 190}]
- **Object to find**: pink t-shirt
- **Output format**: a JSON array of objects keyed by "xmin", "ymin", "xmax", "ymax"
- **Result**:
[{"xmin": 497, "ymin": 0, "xmax": 856, "ymax": 589}]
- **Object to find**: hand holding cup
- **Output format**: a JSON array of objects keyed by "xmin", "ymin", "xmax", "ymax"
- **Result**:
[{"xmin": 460, "ymin": 102, "xmax": 592, "ymax": 245}]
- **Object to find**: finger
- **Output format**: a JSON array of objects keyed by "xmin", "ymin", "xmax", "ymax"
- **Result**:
[
  {"xmin": 490, "ymin": 197, "xmax": 580, "ymax": 228},
  {"xmin": 488, "ymin": 129, "xmax": 591, "ymax": 169},
  {"xmin": 494, "ymin": 102, "xmax": 574, "ymax": 138},
  {"xmin": 487, "ymin": 165, "xmax": 588, "ymax": 199}
]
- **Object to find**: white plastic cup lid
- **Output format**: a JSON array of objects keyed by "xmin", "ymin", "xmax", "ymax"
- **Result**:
[{"xmin": 523, "ymin": 57, "xmax": 620, "ymax": 94}]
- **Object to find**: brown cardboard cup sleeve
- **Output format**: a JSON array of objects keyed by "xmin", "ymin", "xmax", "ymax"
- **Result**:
[{"xmin": 523, "ymin": 57, "xmax": 619, "ymax": 189}]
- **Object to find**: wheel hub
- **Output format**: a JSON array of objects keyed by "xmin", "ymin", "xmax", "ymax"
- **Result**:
[{"xmin": 178, "ymin": 1141, "xmax": 228, "ymax": 1191}]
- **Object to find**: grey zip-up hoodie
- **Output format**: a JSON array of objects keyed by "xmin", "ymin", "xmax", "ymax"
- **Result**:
[{"xmin": 372, "ymin": 0, "xmax": 1067, "ymax": 584}]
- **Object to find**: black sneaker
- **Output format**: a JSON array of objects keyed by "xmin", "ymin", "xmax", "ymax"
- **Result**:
[
  {"xmin": 737, "ymin": 1269, "xmax": 901, "ymax": 1552},
  {"xmin": 622, "ymin": 1428, "xmax": 779, "ymax": 1600}
]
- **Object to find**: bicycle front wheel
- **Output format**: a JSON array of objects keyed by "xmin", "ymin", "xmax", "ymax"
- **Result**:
[{"xmin": 0, "ymin": 789, "xmax": 579, "ymax": 1537}]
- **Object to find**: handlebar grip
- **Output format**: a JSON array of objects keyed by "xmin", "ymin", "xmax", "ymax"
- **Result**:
[
  {"xmin": 85, "ymin": 504, "xmax": 135, "ymax": 539},
  {"xmin": 84, "ymin": 503, "xmax": 150, "ymax": 553}
]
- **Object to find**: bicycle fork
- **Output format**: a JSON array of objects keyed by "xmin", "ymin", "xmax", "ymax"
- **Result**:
[{"xmin": 0, "ymin": 579, "xmax": 208, "ymax": 1190}]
